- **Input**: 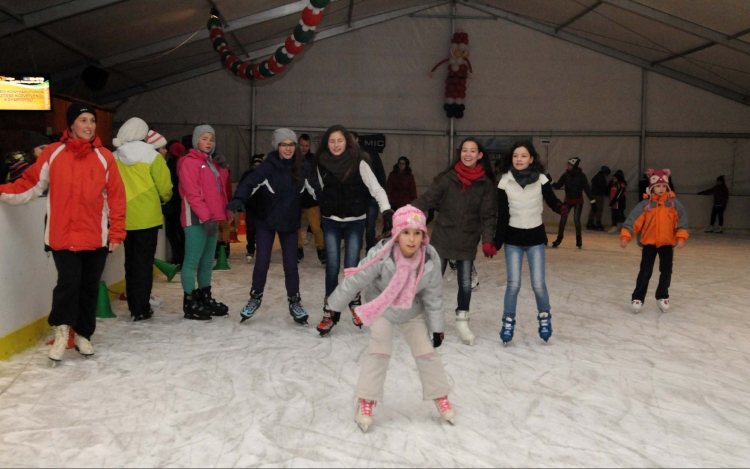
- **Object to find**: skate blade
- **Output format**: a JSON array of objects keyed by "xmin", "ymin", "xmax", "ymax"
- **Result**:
[
  {"xmin": 240, "ymin": 316, "xmax": 250, "ymax": 323},
  {"xmin": 74, "ymin": 346, "xmax": 94, "ymax": 357},
  {"xmin": 462, "ymin": 339, "xmax": 474, "ymax": 346}
]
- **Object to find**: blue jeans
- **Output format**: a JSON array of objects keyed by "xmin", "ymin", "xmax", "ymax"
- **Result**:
[
  {"xmin": 503, "ymin": 244, "xmax": 550, "ymax": 318},
  {"xmin": 364, "ymin": 199, "xmax": 379, "ymax": 253},
  {"xmin": 322, "ymin": 218, "xmax": 366, "ymax": 296},
  {"xmin": 440, "ymin": 258, "xmax": 472, "ymax": 311}
]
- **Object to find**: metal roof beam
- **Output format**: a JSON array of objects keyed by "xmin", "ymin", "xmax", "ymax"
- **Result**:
[
  {"xmin": 555, "ymin": 1, "xmax": 602, "ymax": 33},
  {"xmin": 99, "ymin": 0, "xmax": 448, "ymax": 104},
  {"xmin": 0, "ymin": 0, "xmax": 125, "ymax": 38},
  {"xmin": 652, "ymin": 26, "xmax": 750, "ymax": 65},
  {"xmin": 600, "ymin": 0, "xmax": 750, "ymax": 57},
  {"xmin": 463, "ymin": 0, "xmax": 750, "ymax": 106}
]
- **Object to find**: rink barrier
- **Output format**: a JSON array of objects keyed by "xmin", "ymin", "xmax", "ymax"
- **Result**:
[{"xmin": 0, "ymin": 315, "xmax": 49, "ymax": 361}]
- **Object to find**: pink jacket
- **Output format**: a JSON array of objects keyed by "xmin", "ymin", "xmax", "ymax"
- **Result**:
[{"xmin": 178, "ymin": 149, "xmax": 230, "ymax": 227}]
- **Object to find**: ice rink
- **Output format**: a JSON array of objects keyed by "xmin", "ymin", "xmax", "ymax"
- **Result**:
[{"xmin": 1, "ymin": 230, "xmax": 749, "ymax": 467}]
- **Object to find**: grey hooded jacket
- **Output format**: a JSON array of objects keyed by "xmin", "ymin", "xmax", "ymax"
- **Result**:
[{"xmin": 328, "ymin": 239, "xmax": 446, "ymax": 333}]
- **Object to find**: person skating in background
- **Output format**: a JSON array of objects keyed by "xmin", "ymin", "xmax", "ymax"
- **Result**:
[
  {"xmin": 163, "ymin": 141, "xmax": 187, "ymax": 266},
  {"xmin": 4, "ymin": 132, "xmax": 50, "ymax": 183},
  {"xmin": 699, "ymin": 175, "xmax": 730, "ymax": 233},
  {"xmin": 327, "ymin": 205, "xmax": 454, "ymax": 432},
  {"xmin": 587, "ymin": 165, "xmax": 610, "ymax": 231},
  {"xmin": 495, "ymin": 142, "xmax": 565, "ymax": 345},
  {"xmin": 412, "ymin": 137, "xmax": 497, "ymax": 346},
  {"xmin": 227, "ymin": 129, "xmax": 318, "ymax": 326},
  {"xmin": 178, "ymin": 124, "xmax": 231, "ymax": 320},
  {"xmin": 352, "ymin": 131, "xmax": 388, "ymax": 253},
  {"xmin": 114, "ymin": 120, "xmax": 173, "ymax": 322},
  {"xmin": 621, "ymin": 169, "xmax": 688, "ymax": 314},
  {"xmin": 608, "ymin": 170, "xmax": 627, "ymax": 234},
  {"xmin": 313, "ymin": 125, "xmax": 393, "ymax": 336},
  {"xmin": 297, "ymin": 133, "xmax": 325, "ymax": 264},
  {"xmin": 212, "ymin": 152, "xmax": 233, "ymax": 260},
  {"xmin": 239, "ymin": 153, "xmax": 264, "ymax": 262},
  {"xmin": 386, "ymin": 156, "xmax": 418, "ymax": 212},
  {"xmin": 550, "ymin": 157, "xmax": 596, "ymax": 248},
  {"xmin": 0, "ymin": 101, "xmax": 126, "ymax": 361}
]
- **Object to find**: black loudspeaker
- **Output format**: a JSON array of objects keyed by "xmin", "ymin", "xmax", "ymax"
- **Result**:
[{"xmin": 81, "ymin": 66, "xmax": 109, "ymax": 91}]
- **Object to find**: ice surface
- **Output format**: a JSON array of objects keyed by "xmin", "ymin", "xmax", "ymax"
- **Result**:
[{"xmin": 1, "ymin": 231, "xmax": 749, "ymax": 467}]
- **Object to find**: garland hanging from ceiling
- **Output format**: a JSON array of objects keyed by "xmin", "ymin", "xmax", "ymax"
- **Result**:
[{"xmin": 207, "ymin": 0, "xmax": 330, "ymax": 82}]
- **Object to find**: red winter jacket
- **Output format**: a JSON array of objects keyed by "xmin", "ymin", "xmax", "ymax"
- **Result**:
[
  {"xmin": 386, "ymin": 171, "xmax": 417, "ymax": 210},
  {"xmin": 0, "ymin": 130, "xmax": 126, "ymax": 251},
  {"xmin": 178, "ymin": 149, "xmax": 230, "ymax": 227}
]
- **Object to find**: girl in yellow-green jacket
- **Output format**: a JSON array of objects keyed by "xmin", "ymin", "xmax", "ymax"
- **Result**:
[{"xmin": 114, "ymin": 118, "xmax": 173, "ymax": 322}]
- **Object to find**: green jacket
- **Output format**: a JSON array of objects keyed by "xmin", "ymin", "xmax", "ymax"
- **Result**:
[{"xmin": 114, "ymin": 141, "xmax": 173, "ymax": 230}]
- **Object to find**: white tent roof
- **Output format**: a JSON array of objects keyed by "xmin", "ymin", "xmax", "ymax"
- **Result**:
[{"xmin": 2, "ymin": 0, "xmax": 750, "ymax": 106}]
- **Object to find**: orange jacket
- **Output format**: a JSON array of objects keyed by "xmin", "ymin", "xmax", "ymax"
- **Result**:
[
  {"xmin": 0, "ymin": 130, "xmax": 126, "ymax": 251},
  {"xmin": 620, "ymin": 192, "xmax": 689, "ymax": 247}
]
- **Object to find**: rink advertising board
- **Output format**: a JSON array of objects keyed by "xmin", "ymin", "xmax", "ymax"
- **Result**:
[{"xmin": 0, "ymin": 74, "xmax": 51, "ymax": 111}]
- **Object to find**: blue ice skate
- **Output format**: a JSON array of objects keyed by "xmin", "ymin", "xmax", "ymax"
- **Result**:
[
  {"xmin": 537, "ymin": 312, "xmax": 552, "ymax": 343},
  {"xmin": 240, "ymin": 290, "xmax": 263, "ymax": 323},
  {"xmin": 499, "ymin": 316, "xmax": 516, "ymax": 345},
  {"xmin": 288, "ymin": 293, "xmax": 309, "ymax": 325}
]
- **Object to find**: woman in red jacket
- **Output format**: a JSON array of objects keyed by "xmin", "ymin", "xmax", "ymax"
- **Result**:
[
  {"xmin": 386, "ymin": 156, "xmax": 418, "ymax": 211},
  {"xmin": 0, "ymin": 101, "xmax": 127, "ymax": 362}
]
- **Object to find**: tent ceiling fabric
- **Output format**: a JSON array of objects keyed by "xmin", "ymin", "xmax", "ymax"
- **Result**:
[{"xmin": 0, "ymin": 0, "xmax": 749, "ymax": 106}]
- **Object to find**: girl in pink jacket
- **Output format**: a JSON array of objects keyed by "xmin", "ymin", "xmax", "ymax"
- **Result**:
[{"xmin": 178, "ymin": 124, "xmax": 230, "ymax": 320}]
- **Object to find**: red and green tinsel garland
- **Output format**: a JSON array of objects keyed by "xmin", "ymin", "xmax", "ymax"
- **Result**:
[{"xmin": 207, "ymin": 0, "xmax": 330, "ymax": 81}]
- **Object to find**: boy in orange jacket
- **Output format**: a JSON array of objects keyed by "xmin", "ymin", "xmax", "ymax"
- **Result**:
[{"xmin": 620, "ymin": 169, "xmax": 689, "ymax": 313}]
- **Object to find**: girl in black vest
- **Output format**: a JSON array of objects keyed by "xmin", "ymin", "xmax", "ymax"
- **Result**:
[
  {"xmin": 227, "ymin": 129, "xmax": 317, "ymax": 326},
  {"xmin": 314, "ymin": 125, "xmax": 393, "ymax": 336},
  {"xmin": 412, "ymin": 138, "xmax": 497, "ymax": 346}
]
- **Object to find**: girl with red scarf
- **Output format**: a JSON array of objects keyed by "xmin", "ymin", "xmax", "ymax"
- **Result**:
[{"xmin": 412, "ymin": 138, "xmax": 497, "ymax": 346}]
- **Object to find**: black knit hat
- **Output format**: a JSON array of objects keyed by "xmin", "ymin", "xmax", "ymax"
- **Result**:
[
  {"xmin": 66, "ymin": 101, "xmax": 97, "ymax": 127},
  {"xmin": 23, "ymin": 131, "xmax": 50, "ymax": 155}
]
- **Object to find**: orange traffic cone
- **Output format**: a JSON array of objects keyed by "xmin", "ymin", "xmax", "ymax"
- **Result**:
[
  {"xmin": 47, "ymin": 326, "xmax": 75, "ymax": 349},
  {"xmin": 230, "ymin": 217, "xmax": 240, "ymax": 243},
  {"xmin": 238, "ymin": 213, "xmax": 246, "ymax": 235}
]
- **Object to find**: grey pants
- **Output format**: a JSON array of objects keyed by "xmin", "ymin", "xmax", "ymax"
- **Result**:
[{"xmin": 356, "ymin": 313, "xmax": 451, "ymax": 402}]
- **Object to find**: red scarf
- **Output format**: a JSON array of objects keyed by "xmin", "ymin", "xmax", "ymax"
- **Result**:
[{"xmin": 454, "ymin": 162, "xmax": 486, "ymax": 192}]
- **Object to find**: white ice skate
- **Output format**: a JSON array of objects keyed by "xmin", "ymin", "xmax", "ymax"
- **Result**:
[
  {"xmin": 704, "ymin": 225, "xmax": 714, "ymax": 233},
  {"xmin": 631, "ymin": 300, "xmax": 643, "ymax": 313},
  {"xmin": 434, "ymin": 396, "xmax": 455, "ymax": 425},
  {"xmin": 149, "ymin": 295, "xmax": 163, "ymax": 309},
  {"xmin": 455, "ymin": 310, "xmax": 475, "ymax": 345},
  {"xmin": 355, "ymin": 399, "xmax": 375, "ymax": 433},
  {"xmin": 657, "ymin": 299, "xmax": 670, "ymax": 312},
  {"xmin": 715, "ymin": 226, "xmax": 723, "ymax": 234},
  {"xmin": 48, "ymin": 325, "xmax": 69, "ymax": 362},
  {"xmin": 74, "ymin": 334, "xmax": 95, "ymax": 357},
  {"xmin": 246, "ymin": 254, "xmax": 253, "ymax": 263}
]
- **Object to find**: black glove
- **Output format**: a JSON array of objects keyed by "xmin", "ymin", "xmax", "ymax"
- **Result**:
[
  {"xmin": 382, "ymin": 209, "xmax": 394, "ymax": 230},
  {"xmin": 226, "ymin": 198, "xmax": 245, "ymax": 213},
  {"xmin": 432, "ymin": 332, "xmax": 444, "ymax": 348},
  {"xmin": 213, "ymin": 154, "xmax": 228, "ymax": 169},
  {"xmin": 161, "ymin": 202, "xmax": 173, "ymax": 216},
  {"xmin": 204, "ymin": 220, "xmax": 218, "ymax": 237}
]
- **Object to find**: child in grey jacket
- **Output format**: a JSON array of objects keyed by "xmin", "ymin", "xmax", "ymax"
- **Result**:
[{"xmin": 327, "ymin": 205, "xmax": 454, "ymax": 433}]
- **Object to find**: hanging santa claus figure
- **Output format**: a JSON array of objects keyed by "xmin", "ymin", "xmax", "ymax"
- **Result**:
[{"xmin": 430, "ymin": 31, "xmax": 472, "ymax": 119}]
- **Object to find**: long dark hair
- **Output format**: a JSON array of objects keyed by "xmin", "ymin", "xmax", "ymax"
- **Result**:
[
  {"xmin": 452, "ymin": 137, "xmax": 496, "ymax": 183},
  {"xmin": 497, "ymin": 140, "xmax": 546, "ymax": 175},
  {"xmin": 312, "ymin": 124, "xmax": 362, "ymax": 180},
  {"xmin": 274, "ymin": 143, "xmax": 304, "ymax": 186},
  {"xmin": 392, "ymin": 156, "xmax": 412, "ymax": 175}
]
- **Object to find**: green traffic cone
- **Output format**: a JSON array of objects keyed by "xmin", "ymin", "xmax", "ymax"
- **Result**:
[
  {"xmin": 213, "ymin": 244, "xmax": 230, "ymax": 271},
  {"xmin": 96, "ymin": 281, "xmax": 116, "ymax": 318},
  {"xmin": 154, "ymin": 258, "xmax": 180, "ymax": 282}
]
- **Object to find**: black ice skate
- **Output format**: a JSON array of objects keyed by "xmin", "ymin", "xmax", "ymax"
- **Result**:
[
  {"xmin": 288, "ymin": 293, "xmax": 309, "ymax": 325},
  {"xmin": 183, "ymin": 290, "xmax": 212, "ymax": 321},
  {"xmin": 201, "ymin": 286, "xmax": 229, "ymax": 316}
]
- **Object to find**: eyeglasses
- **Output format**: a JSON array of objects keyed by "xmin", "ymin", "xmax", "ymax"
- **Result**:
[{"xmin": 279, "ymin": 143, "xmax": 297, "ymax": 148}]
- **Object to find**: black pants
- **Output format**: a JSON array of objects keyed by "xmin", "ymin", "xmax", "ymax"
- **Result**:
[
  {"xmin": 49, "ymin": 248, "xmax": 109, "ymax": 340},
  {"xmin": 124, "ymin": 227, "xmax": 160, "ymax": 317},
  {"xmin": 245, "ymin": 213, "xmax": 257, "ymax": 255},
  {"xmin": 557, "ymin": 203, "xmax": 583, "ymax": 240},
  {"xmin": 611, "ymin": 207, "xmax": 625, "ymax": 225},
  {"xmin": 164, "ymin": 212, "xmax": 185, "ymax": 266},
  {"xmin": 710, "ymin": 205, "xmax": 726, "ymax": 227},
  {"xmin": 632, "ymin": 245, "xmax": 673, "ymax": 302}
]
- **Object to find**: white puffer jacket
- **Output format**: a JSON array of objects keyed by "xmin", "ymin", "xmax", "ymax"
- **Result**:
[{"xmin": 328, "ymin": 240, "xmax": 445, "ymax": 333}]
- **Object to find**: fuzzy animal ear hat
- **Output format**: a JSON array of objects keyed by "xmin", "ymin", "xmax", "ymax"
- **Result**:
[
  {"xmin": 344, "ymin": 205, "xmax": 429, "ymax": 326},
  {"xmin": 647, "ymin": 168, "xmax": 671, "ymax": 194}
]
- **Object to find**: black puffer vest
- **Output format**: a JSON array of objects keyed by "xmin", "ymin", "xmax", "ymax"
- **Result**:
[{"xmin": 318, "ymin": 162, "xmax": 370, "ymax": 218}]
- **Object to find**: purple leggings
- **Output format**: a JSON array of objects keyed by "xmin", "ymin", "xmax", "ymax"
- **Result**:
[{"xmin": 252, "ymin": 227, "xmax": 300, "ymax": 296}]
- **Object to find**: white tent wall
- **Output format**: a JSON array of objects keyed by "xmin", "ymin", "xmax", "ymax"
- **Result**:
[{"xmin": 113, "ymin": 3, "xmax": 750, "ymax": 229}]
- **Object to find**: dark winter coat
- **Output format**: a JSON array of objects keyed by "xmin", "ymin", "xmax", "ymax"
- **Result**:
[
  {"xmin": 698, "ymin": 183, "xmax": 729, "ymax": 207},
  {"xmin": 552, "ymin": 167, "xmax": 593, "ymax": 203},
  {"xmin": 591, "ymin": 171, "xmax": 609, "ymax": 196},
  {"xmin": 412, "ymin": 169, "xmax": 497, "ymax": 261},
  {"xmin": 300, "ymin": 151, "xmax": 319, "ymax": 209},
  {"xmin": 386, "ymin": 171, "xmax": 417, "ymax": 210},
  {"xmin": 233, "ymin": 151, "xmax": 316, "ymax": 233}
]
